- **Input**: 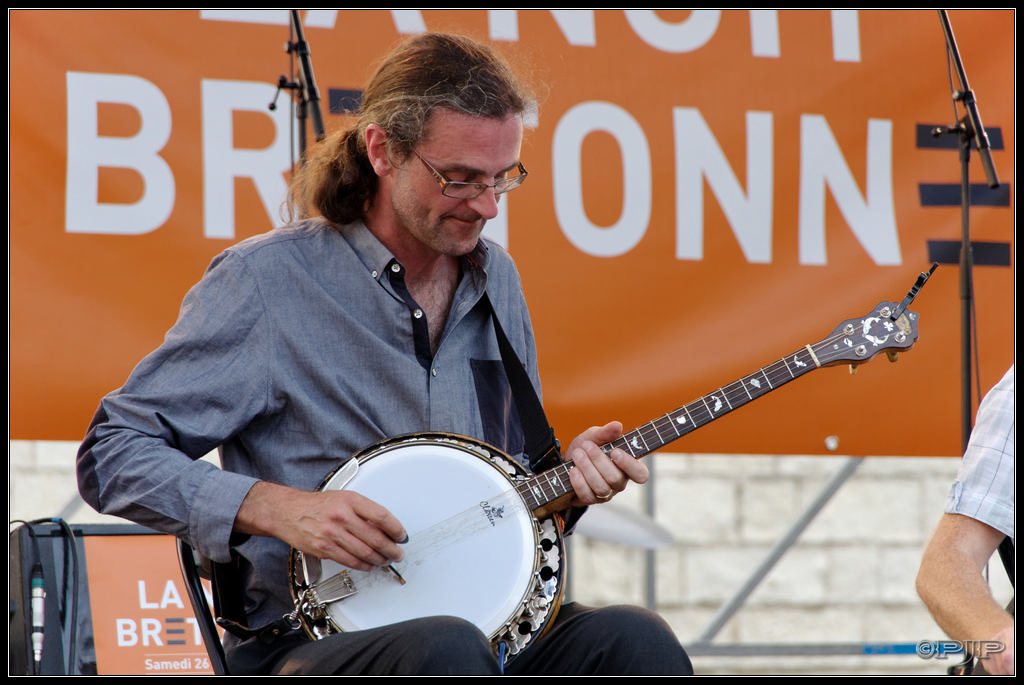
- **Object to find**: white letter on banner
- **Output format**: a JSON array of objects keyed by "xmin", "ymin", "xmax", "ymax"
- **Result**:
[
  {"xmin": 553, "ymin": 102, "xmax": 651, "ymax": 257},
  {"xmin": 489, "ymin": 10, "xmax": 596, "ymax": 46},
  {"xmin": 831, "ymin": 10, "xmax": 861, "ymax": 62},
  {"xmin": 624, "ymin": 10, "xmax": 720, "ymax": 53},
  {"xmin": 65, "ymin": 72, "xmax": 174, "ymax": 235},
  {"xmin": 750, "ymin": 10, "xmax": 860, "ymax": 61},
  {"xmin": 798, "ymin": 116, "xmax": 901, "ymax": 265},
  {"xmin": 749, "ymin": 10, "xmax": 780, "ymax": 57},
  {"xmin": 199, "ymin": 9, "xmax": 289, "ymax": 25},
  {"xmin": 481, "ymin": 198, "xmax": 509, "ymax": 249},
  {"xmin": 201, "ymin": 80, "xmax": 292, "ymax": 240},
  {"xmin": 198, "ymin": 9, "xmax": 399, "ymax": 32},
  {"xmin": 138, "ymin": 580, "xmax": 158, "ymax": 609},
  {"xmin": 389, "ymin": 10, "xmax": 428, "ymax": 34},
  {"xmin": 674, "ymin": 109, "xmax": 774, "ymax": 263},
  {"xmin": 141, "ymin": 618, "xmax": 163, "ymax": 646},
  {"xmin": 116, "ymin": 619, "xmax": 138, "ymax": 647}
]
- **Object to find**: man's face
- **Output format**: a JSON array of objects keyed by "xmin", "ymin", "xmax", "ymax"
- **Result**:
[{"xmin": 385, "ymin": 109, "xmax": 524, "ymax": 259}]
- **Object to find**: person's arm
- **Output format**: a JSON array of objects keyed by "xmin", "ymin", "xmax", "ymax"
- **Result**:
[
  {"xmin": 77, "ymin": 249, "xmax": 269, "ymax": 563},
  {"xmin": 234, "ymin": 480, "xmax": 407, "ymax": 572},
  {"xmin": 917, "ymin": 513, "xmax": 1015, "ymax": 674}
]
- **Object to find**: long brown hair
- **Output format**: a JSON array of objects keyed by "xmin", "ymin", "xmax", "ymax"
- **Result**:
[{"xmin": 287, "ymin": 33, "xmax": 534, "ymax": 226}]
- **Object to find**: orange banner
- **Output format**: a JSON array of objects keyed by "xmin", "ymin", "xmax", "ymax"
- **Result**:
[
  {"xmin": 83, "ymin": 535, "xmax": 215, "ymax": 675},
  {"xmin": 10, "ymin": 10, "xmax": 1015, "ymax": 456}
]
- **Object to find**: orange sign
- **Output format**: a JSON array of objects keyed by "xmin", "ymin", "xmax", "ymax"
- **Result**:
[
  {"xmin": 10, "ymin": 10, "xmax": 1015, "ymax": 456},
  {"xmin": 83, "ymin": 535, "xmax": 215, "ymax": 675}
]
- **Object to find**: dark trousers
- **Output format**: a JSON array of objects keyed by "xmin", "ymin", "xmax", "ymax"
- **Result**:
[{"xmin": 227, "ymin": 602, "xmax": 693, "ymax": 676}]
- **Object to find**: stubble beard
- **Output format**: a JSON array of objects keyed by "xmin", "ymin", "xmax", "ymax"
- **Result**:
[{"xmin": 394, "ymin": 194, "xmax": 486, "ymax": 259}]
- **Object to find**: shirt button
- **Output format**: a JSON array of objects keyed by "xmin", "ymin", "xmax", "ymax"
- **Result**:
[
  {"xmin": 390, "ymin": 263, "xmax": 401, "ymax": 273},
  {"xmin": 431, "ymin": 368, "xmax": 438, "ymax": 377},
  {"xmin": 413, "ymin": 309, "xmax": 423, "ymax": 319},
  {"xmin": 371, "ymin": 269, "xmax": 379, "ymax": 278}
]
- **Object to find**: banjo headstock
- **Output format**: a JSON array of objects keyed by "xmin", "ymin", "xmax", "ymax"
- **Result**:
[{"xmin": 812, "ymin": 301, "xmax": 920, "ymax": 370}]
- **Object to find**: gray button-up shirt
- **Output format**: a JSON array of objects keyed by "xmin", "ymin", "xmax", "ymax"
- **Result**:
[{"xmin": 77, "ymin": 218, "xmax": 541, "ymax": 633}]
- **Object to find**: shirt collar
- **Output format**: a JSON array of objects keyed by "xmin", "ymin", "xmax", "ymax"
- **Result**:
[
  {"xmin": 339, "ymin": 219, "xmax": 492, "ymax": 283},
  {"xmin": 338, "ymin": 220, "xmax": 397, "ymax": 282}
]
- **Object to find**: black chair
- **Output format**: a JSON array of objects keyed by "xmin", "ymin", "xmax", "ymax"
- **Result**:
[{"xmin": 176, "ymin": 538, "xmax": 230, "ymax": 675}]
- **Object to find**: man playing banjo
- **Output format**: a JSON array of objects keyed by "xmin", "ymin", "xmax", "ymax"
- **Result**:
[{"xmin": 77, "ymin": 32, "xmax": 692, "ymax": 676}]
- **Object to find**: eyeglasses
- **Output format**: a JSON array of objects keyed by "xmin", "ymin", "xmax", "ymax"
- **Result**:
[{"xmin": 413, "ymin": 151, "xmax": 528, "ymax": 199}]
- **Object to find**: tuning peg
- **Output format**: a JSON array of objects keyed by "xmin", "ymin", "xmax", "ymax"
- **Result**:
[{"xmin": 886, "ymin": 351, "xmax": 899, "ymax": 363}]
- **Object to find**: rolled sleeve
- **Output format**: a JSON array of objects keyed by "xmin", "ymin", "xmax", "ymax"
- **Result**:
[
  {"xmin": 191, "ymin": 468, "xmax": 259, "ymax": 562},
  {"xmin": 944, "ymin": 366, "xmax": 1015, "ymax": 542}
]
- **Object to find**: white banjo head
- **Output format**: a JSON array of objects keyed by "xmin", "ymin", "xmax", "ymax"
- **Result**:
[{"xmin": 289, "ymin": 434, "xmax": 566, "ymax": 661}]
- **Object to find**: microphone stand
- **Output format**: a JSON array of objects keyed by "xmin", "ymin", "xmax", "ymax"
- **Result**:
[
  {"xmin": 932, "ymin": 10, "xmax": 1000, "ymax": 452},
  {"xmin": 270, "ymin": 10, "xmax": 326, "ymax": 166},
  {"xmin": 289, "ymin": 9, "xmax": 326, "ymax": 148}
]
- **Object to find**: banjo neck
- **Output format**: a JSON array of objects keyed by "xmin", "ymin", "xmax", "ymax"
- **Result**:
[
  {"xmin": 520, "ymin": 299, "xmax": 921, "ymax": 518},
  {"xmin": 519, "ymin": 345, "xmax": 821, "ymax": 517}
]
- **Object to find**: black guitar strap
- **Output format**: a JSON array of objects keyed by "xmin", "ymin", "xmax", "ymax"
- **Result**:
[
  {"xmin": 484, "ymin": 293, "xmax": 562, "ymax": 473},
  {"xmin": 997, "ymin": 536, "xmax": 1014, "ymax": 588}
]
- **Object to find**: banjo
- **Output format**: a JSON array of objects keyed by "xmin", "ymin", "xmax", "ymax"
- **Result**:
[{"xmin": 289, "ymin": 296, "xmax": 923, "ymax": 662}]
